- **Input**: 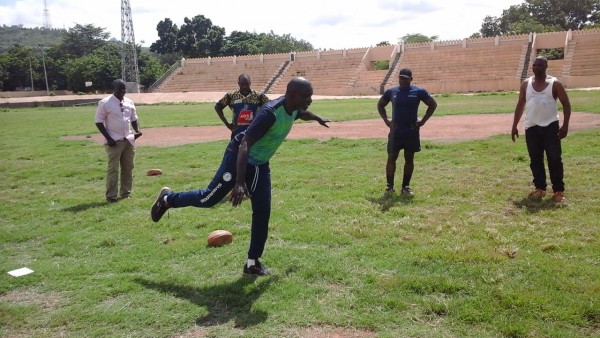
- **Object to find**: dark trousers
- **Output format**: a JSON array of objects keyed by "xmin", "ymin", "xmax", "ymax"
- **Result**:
[
  {"xmin": 167, "ymin": 149, "xmax": 272, "ymax": 260},
  {"xmin": 525, "ymin": 121, "xmax": 564, "ymax": 192}
]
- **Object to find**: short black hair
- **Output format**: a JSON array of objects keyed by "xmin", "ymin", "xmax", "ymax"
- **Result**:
[{"xmin": 238, "ymin": 74, "xmax": 251, "ymax": 82}]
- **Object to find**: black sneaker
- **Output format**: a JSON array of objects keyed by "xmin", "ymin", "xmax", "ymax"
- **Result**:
[
  {"xmin": 243, "ymin": 260, "xmax": 271, "ymax": 276},
  {"xmin": 385, "ymin": 187, "xmax": 395, "ymax": 194},
  {"xmin": 400, "ymin": 186, "xmax": 414, "ymax": 195},
  {"xmin": 151, "ymin": 187, "xmax": 171, "ymax": 222},
  {"xmin": 107, "ymin": 197, "xmax": 118, "ymax": 203}
]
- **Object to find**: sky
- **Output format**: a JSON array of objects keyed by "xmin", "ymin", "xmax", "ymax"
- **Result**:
[{"xmin": 1, "ymin": 0, "xmax": 525, "ymax": 50}]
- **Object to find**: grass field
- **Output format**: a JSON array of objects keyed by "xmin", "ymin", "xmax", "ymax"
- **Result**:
[{"xmin": 1, "ymin": 91, "xmax": 599, "ymax": 337}]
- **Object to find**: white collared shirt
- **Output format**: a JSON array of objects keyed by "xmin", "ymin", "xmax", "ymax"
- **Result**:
[{"xmin": 94, "ymin": 95, "xmax": 139, "ymax": 145}]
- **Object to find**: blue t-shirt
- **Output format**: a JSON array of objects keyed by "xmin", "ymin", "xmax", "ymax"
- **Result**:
[
  {"xmin": 227, "ymin": 96, "xmax": 299, "ymax": 165},
  {"xmin": 382, "ymin": 85, "xmax": 431, "ymax": 134}
]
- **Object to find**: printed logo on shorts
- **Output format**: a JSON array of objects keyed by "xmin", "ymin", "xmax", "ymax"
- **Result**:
[
  {"xmin": 237, "ymin": 109, "xmax": 253, "ymax": 125},
  {"xmin": 222, "ymin": 172, "xmax": 232, "ymax": 182}
]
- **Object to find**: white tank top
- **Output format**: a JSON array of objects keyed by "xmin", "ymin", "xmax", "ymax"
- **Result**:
[{"xmin": 524, "ymin": 76, "xmax": 559, "ymax": 129}]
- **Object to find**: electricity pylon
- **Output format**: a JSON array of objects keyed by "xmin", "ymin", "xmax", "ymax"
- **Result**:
[{"xmin": 121, "ymin": 0, "xmax": 140, "ymax": 93}]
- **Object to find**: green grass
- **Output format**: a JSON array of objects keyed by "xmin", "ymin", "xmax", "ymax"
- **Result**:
[{"xmin": 1, "ymin": 91, "xmax": 599, "ymax": 337}]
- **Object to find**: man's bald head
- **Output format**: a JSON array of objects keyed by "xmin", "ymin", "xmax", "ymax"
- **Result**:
[
  {"xmin": 284, "ymin": 77, "xmax": 313, "ymax": 112},
  {"xmin": 286, "ymin": 77, "xmax": 313, "ymax": 94}
]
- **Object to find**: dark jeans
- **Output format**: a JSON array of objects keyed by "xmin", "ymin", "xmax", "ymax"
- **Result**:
[
  {"xmin": 166, "ymin": 148, "xmax": 272, "ymax": 260},
  {"xmin": 525, "ymin": 121, "xmax": 564, "ymax": 192}
]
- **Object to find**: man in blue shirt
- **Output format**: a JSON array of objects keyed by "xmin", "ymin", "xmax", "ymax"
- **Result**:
[
  {"xmin": 151, "ymin": 77, "xmax": 330, "ymax": 276},
  {"xmin": 377, "ymin": 68, "xmax": 437, "ymax": 195},
  {"xmin": 214, "ymin": 74, "xmax": 270, "ymax": 138}
]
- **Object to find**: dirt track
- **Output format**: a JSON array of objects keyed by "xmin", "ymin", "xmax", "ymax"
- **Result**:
[{"xmin": 66, "ymin": 112, "xmax": 600, "ymax": 147}]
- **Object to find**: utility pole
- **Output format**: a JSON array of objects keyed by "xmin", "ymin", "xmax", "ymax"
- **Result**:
[
  {"xmin": 39, "ymin": 45, "xmax": 50, "ymax": 95},
  {"xmin": 121, "ymin": 0, "xmax": 140, "ymax": 93},
  {"xmin": 29, "ymin": 57, "xmax": 35, "ymax": 91}
]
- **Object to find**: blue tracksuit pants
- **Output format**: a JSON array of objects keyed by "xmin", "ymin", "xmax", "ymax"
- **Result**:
[{"xmin": 166, "ymin": 147, "xmax": 272, "ymax": 260}]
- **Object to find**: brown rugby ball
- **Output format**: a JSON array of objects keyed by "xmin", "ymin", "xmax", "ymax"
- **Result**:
[
  {"xmin": 146, "ymin": 169, "xmax": 163, "ymax": 176},
  {"xmin": 207, "ymin": 230, "xmax": 233, "ymax": 247}
]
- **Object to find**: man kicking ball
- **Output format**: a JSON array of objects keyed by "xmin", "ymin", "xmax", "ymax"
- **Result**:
[{"xmin": 151, "ymin": 77, "xmax": 330, "ymax": 276}]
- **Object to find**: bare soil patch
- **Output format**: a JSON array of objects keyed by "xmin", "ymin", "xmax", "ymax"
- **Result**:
[{"xmin": 65, "ymin": 112, "xmax": 600, "ymax": 147}]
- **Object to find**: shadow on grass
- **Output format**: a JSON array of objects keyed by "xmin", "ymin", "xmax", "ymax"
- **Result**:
[
  {"xmin": 512, "ymin": 197, "xmax": 567, "ymax": 213},
  {"xmin": 134, "ymin": 275, "xmax": 278, "ymax": 328},
  {"xmin": 62, "ymin": 200, "xmax": 115, "ymax": 212},
  {"xmin": 367, "ymin": 192, "xmax": 414, "ymax": 212}
]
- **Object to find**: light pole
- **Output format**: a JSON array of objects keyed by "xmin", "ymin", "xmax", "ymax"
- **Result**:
[{"xmin": 39, "ymin": 44, "xmax": 49, "ymax": 95}]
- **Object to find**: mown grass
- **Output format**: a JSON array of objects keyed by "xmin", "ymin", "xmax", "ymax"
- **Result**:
[{"xmin": 1, "ymin": 91, "xmax": 599, "ymax": 337}]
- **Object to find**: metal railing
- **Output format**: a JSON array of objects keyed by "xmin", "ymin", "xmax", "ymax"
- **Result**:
[{"xmin": 146, "ymin": 59, "xmax": 182, "ymax": 93}]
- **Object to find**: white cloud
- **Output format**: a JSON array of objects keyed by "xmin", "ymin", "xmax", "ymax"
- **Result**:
[{"xmin": 1, "ymin": 0, "xmax": 524, "ymax": 49}]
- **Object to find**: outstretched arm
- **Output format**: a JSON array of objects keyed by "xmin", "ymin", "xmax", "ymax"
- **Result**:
[
  {"xmin": 297, "ymin": 109, "xmax": 330, "ymax": 128},
  {"xmin": 512, "ymin": 81, "xmax": 527, "ymax": 142}
]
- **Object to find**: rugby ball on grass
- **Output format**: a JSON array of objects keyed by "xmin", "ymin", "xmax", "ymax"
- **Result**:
[
  {"xmin": 207, "ymin": 230, "xmax": 233, "ymax": 247},
  {"xmin": 146, "ymin": 169, "xmax": 163, "ymax": 176}
]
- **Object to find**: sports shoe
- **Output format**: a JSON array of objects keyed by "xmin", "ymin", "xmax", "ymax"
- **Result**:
[
  {"xmin": 151, "ymin": 187, "xmax": 171, "ymax": 222},
  {"xmin": 528, "ymin": 189, "xmax": 546, "ymax": 200},
  {"xmin": 551, "ymin": 191, "xmax": 566, "ymax": 203},
  {"xmin": 243, "ymin": 260, "xmax": 271, "ymax": 276},
  {"xmin": 385, "ymin": 187, "xmax": 395, "ymax": 194},
  {"xmin": 400, "ymin": 186, "xmax": 414, "ymax": 195},
  {"xmin": 107, "ymin": 197, "xmax": 118, "ymax": 203}
]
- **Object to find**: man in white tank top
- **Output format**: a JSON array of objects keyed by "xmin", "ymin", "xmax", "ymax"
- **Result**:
[{"xmin": 511, "ymin": 56, "xmax": 571, "ymax": 202}]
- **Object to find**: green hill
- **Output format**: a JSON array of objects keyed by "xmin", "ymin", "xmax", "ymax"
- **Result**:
[{"xmin": 0, "ymin": 25, "xmax": 65, "ymax": 53}]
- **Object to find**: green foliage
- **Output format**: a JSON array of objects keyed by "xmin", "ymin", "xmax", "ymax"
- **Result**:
[
  {"xmin": 401, "ymin": 33, "xmax": 439, "ymax": 44},
  {"xmin": 0, "ymin": 46, "xmax": 36, "ymax": 91},
  {"xmin": 0, "ymin": 93, "xmax": 599, "ymax": 337},
  {"xmin": 478, "ymin": 0, "xmax": 600, "ymax": 37},
  {"xmin": 177, "ymin": 15, "xmax": 225, "ymax": 58},
  {"xmin": 138, "ymin": 50, "xmax": 170, "ymax": 90},
  {"xmin": 373, "ymin": 60, "xmax": 389, "ymax": 70},
  {"xmin": 58, "ymin": 24, "xmax": 110, "ymax": 59},
  {"xmin": 151, "ymin": 17, "xmax": 315, "ymax": 57},
  {"xmin": 64, "ymin": 44, "xmax": 121, "ymax": 92},
  {"xmin": 0, "ymin": 24, "xmax": 170, "ymax": 92},
  {"xmin": 537, "ymin": 48, "xmax": 565, "ymax": 60},
  {"xmin": 0, "ymin": 25, "xmax": 65, "ymax": 53}
]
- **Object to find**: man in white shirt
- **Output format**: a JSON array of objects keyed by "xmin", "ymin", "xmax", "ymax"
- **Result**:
[
  {"xmin": 511, "ymin": 56, "xmax": 571, "ymax": 202},
  {"xmin": 95, "ymin": 79, "xmax": 142, "ymax": 202}
]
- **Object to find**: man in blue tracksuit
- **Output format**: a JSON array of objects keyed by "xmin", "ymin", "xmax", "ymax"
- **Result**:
[{"xmin": 151, "ymin": 77, "xmax": 330, "ymax": 276}]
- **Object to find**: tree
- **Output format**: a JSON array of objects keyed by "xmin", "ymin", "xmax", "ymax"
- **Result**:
[
  {"xmin": 150, "ymin": 19, "xmax": 179, "ymax": 55},
  {"xmin": 221, "ymin": 31, "xmax": 261, "ymax": 56},
  {"xmin": 177, "ymin": 15, "xmax": 226, "ymax": 58},
  {"xmin": 138, "ymin": 50, "xmax": 169, "ymax": 90},
  {"xmin": 0, "ymin": 46, "xmax": 36, "ymax": 91},
  {"xmin": 255, "ymin": 31, "xmax": 313, "ymax": 54},
  {"xmin": 64, "ymin": 44, "xmax": 121, "ymax": 93},
  {"xmin": 528, "ymin": 0, "xmax": 600, "ymax": 30},
  {"xmin": 151, "ymin": 14, "xmax": 314, "ymax": 58},
  {"xmin": 399, "ymin": 33, "xmax": 438, "ymax": 44},
  {"xmin": 477, "ymin": 0, "xmax": 600, "ymax": 37},
  {"xmin": 480, "ymin": 16, "xmax": 502, "ymax": 37},
  {"xmin": 58, "ymin": 24, "xmax": 110, "ymax": 58}
]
